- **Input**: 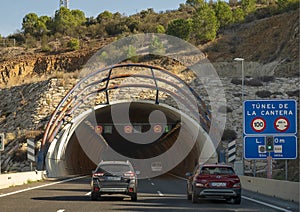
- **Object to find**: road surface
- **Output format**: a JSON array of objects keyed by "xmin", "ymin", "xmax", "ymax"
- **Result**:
[{"xmin": 0, "ymin": 174, "xmax": 298, "ymax": 212}]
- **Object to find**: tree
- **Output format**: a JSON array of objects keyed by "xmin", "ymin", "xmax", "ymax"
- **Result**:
[
  {"xmin": 127, "ymin": 45, "xmax": 139, "ymax": 62},
  {"xmin": 166, "ymin": 18, "xmax": 192, "ymax": 40},
  {"xmin": 186, "ymin": 0, "xmax": 205, "ymax": 9},
  {"xmin": 192, "ymin": 4, "xmax": 219, "ymax": 44},
  {"xmin": 53, "ymin": 7, "xmax": 86, "ymax": 35},
  {"xmin": 71, "ymin": 10, "xmax": 86, "ymax": 24},
  {"xmin": 149, "ymin": 36, "xmax": 165, "ymax": 55},
  {"xmin": 241, "ymin": 0, "xmax": 256, "ymax": 14},
  {"xmin": 22, "ymin": 13, "xmax": 51, "ymax": 37},
  {"xmin": 276, "ymin": 0, "xmax": 299, "ymax": 11},
  {"xmin": 36, "ymin": 16, "xmax": 51, "ymax": 36},
  {"xmin": 22, "ymin": 13, "xmax": 39, "ymax": 35},
  {"xmin": 214, "ymin": 0, "xmax": 233, "ymax": 28},
  {"xmin": 96, "ymin": 10, "xmax": 113, "ymax": 23},
  {"xmin": 232, "ymin": 8, "xmax": 245, "ymax": 23}
]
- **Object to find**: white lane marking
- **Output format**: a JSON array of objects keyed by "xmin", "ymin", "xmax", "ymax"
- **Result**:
[
  {"xmin": 85, "ymin": 191, "xmax": 91, "ymax": 196},
  {"xmin": 168, "ymin": 173, "xmax": 293, "ymax": 212},
  {"xmin": 157, "ymin": 191, "xmax": 164, "ymax": 196},
  {"xmin": 151, "ymin": 182, "xmax": 155, "ymax": 186},
  {"xmin": 0, "ymin": 175, "xmax": 87, "ymax": 198},
  {"xmin": 57, "ymin": 210, "xmax": 65, "ymax": 212},
  {"xmin": 167, "ymin": 173, "xmax": 187, "ymax": 181},
  {"xmin": 242, "ymin": 196, "xmax": 293, "ymax": 212}
]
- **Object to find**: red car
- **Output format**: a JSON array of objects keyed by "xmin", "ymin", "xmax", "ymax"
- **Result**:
[{"xmin": 186, "ymin": 164, "xmax": 241, "ymax": 204}]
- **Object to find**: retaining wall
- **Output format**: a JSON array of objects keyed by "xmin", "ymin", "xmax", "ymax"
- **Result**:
[
  {"xmin": 0, "ymin": 171, "xmax": 45, "ymax": 189},
  {"xmin": 240, "ymin": 176, "xmax": 299, "ymax": 202}
]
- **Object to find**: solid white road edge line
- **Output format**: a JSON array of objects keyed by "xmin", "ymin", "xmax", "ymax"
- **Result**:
[
  {"xmin": 0, "ymin": 175, "xmax": 87, "ymax": 198},
  {"xmin": 241, "ymin": 196, "xmax": 292, "ymax": 212},
  {"xmin": 168, "ymin": 173, "xmax": 293, "ymax": 212}
]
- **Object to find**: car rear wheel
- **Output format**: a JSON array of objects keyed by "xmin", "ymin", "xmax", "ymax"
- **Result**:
[
  {"xmin": 191, "ymin": 189, "xmax": 198, "ymax": 203},
  {"xmin": 131, "ymin": 193, "xmax": 137, "ymax": 201},
  {"xmin": 233, "ymin": 196, "xmax": 241, "ymax": 204},
  {"xmin": 187, "ymin": 191, "xmax": 192, "ymax": 200},
  {"xmin": 91, "ymin": 191, "xmax": 99, "ymax": 201}
]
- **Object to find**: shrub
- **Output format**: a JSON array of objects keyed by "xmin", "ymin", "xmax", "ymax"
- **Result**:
[{"xmin": 67, "ymin": 38, "xmax": 80, "ymax": 51}]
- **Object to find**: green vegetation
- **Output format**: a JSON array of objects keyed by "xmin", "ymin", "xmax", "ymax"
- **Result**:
[
  {"xmin": 4, "ymin": 0, "xmax": 299, "ymax": 49},
  {"xmin": 67, "ymin": 38, "xmax": 80, "ymax": 51}
]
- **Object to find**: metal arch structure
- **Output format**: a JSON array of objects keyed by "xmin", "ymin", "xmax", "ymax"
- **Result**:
[{"xmin": 37, "ymin": 63, "xmax": 212, "ymax": 170}]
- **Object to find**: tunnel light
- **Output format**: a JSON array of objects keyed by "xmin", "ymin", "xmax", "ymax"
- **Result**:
[
  {"xmin": 95, "ymin": 125, "xmax": 103, "ymax": 134},
  {"xmin": 153, "ymin": 125, "xmax": 162, "ymax": 133},
  {"xmin": 124, "ymin": 125, "xmax": 133, "ymax": 134}
]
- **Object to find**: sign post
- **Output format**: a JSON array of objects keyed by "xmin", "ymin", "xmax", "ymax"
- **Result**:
[
  {"xmin": 0, "ymin": 133, "xmax": 4, "ymax": 174},
  {"xmin": 243, "ymin": 100, "xmax": 297, "ymax": 178}
]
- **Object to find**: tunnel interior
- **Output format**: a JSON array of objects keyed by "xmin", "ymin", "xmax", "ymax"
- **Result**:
[{"xmin": 63, "ymin": 102, "xmax": 212, "ymax": 177}]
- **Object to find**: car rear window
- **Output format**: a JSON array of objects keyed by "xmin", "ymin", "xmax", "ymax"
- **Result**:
[
  {"xmin": 96, "ymin": 164, "xmax": 132, "ymax": 173},
  {"xmin": 201, "ymin": 167, "xmax": 235, "ymax": 175}
]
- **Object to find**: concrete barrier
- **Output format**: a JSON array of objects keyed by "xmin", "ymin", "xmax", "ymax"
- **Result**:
[
  {"xmin": 0, "ymin": 171, "xmax": 46, "ymax": 189},
  {"xmin": 240, "ymin": 176, "xmax": 299, "ymax": 202}
]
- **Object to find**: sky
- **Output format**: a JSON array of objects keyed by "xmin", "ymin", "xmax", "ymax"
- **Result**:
[{"xmin": 0, "ymin": 0, "xmax": 186, "ymax": 37}]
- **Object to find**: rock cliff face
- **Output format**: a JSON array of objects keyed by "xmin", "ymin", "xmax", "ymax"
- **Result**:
[{"xmin": 0, "ymin": 38, "xmax": 114, "ymax": 87}]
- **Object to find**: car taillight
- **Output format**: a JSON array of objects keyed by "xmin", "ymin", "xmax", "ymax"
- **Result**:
[
  {"xmin": 93, "ymin": 172, "xmax": 104, "ymax": 177},
  {"xmin": 129, "ymin": 188, "xmax": 134, "ymax": 193},
  {"xmin": 233, "ymin": 182, "xmax": 241, "ymax": 188},
  {"xmin": 124, "ymin": 171, "xmax": 135, "ymax": 178}
]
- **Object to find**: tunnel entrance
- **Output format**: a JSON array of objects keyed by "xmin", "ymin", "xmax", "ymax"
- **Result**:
[
  {"xmin": 59, "ymin": 102, "xmax": 216, "ymax": 178},
  {"xmin": 41, "ymin": 63, "xmax": 219, "ymax": 178}
]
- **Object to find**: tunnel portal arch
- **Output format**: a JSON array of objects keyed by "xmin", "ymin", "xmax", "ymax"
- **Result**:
[{"xmin": 38, "ymin": 63, "xmax": 218, "ymax": 178}]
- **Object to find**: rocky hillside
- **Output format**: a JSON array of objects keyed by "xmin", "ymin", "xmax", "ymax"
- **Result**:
[
  {"xmin": 202, "ymin": 8, "xmax": 299, "ymax": 77},
  {"xmin": 0, "ymin": 9, "xmax": 298, "ymax": 180},
  {"xmin": 0, "ymin": 9, "xmax": 299, "ymax": 87}
]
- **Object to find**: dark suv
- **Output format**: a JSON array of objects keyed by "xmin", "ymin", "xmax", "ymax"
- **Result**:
[
  {"xmin": 186, "ymin": 164, "xmax": 241, "ymax": 204},
  {"xmin": 91, "ymin": 160, "xmax": 138, "ymax": 201}
]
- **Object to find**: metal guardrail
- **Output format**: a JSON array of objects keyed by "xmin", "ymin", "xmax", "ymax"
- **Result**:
[{"xmin": 38, "ymin": 63, "xmax": 212, "ymax": 169}]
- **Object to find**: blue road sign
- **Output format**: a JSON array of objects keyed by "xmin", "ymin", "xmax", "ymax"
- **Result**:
[
  {"xmin": 243, "ymin": 100, "xmax": 297, "ymax": 135},
  {"xmin": 244, "ymin": 135, "xmax": 297, "ymax": 159}
]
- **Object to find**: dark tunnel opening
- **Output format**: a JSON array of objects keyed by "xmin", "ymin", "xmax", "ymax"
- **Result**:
[{"xmin": 62, "ymin": 102, "xmax": 208, "ymax": 177}]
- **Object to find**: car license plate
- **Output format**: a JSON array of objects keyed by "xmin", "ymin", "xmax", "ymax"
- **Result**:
[
  {"xmin": 211, "ymin": 182, "xmax": 226, "ymax": 187},
  {"xmin": 107, "ymin": 176, "xmax": 121, "ymax": 181}
]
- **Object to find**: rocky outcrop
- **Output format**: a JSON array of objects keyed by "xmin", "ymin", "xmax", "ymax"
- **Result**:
[{"xmin": 0, "ymin": 38, "xmax": 114, "ymax": 87}]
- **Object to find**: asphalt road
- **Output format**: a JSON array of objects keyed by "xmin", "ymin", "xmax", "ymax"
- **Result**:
[{"xmin": 0, "ymin": 174, "xmax": 298, "ymax": 212}]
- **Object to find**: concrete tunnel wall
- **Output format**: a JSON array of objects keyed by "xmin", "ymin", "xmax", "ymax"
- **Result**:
[{"xmin": 45, "ymin": 101, "xmax": 217, "ymax": 178}]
